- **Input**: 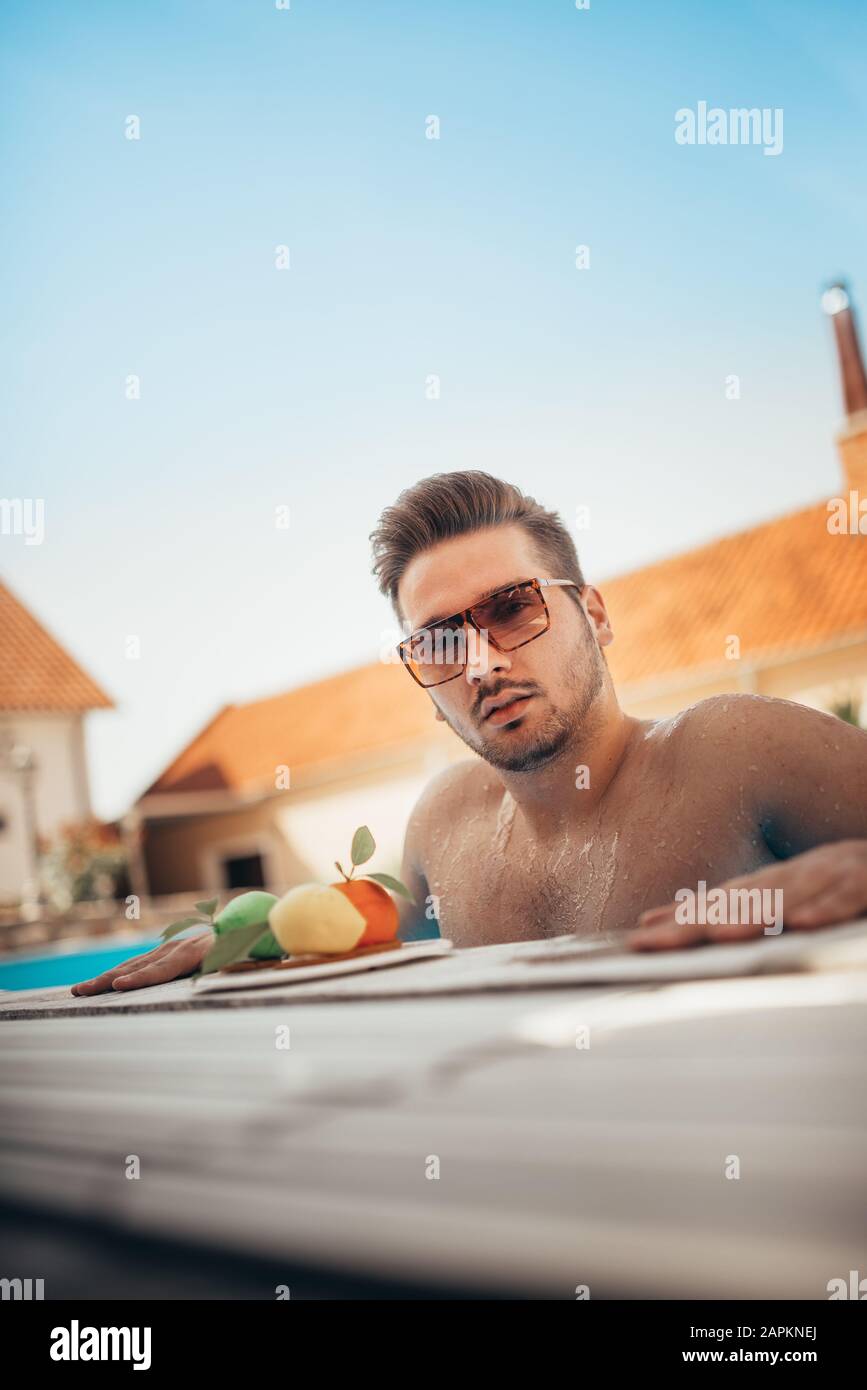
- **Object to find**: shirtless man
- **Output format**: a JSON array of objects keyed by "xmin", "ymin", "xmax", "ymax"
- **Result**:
[{"xmin": 73, "ymin": 471, "xmax": 867, "ymax": 995}]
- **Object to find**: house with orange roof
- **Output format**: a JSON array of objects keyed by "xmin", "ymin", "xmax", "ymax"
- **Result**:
[
  {"xmin": 0, "ymin": 580, "xmax": 113, "ymax": 906},
  {"xmin": 133, "ymin": 662, "xmax": 466, "ymax": 897},
  {"xmin": 134, "ymin": 284, "xmax": 867, "ymax": 900}
]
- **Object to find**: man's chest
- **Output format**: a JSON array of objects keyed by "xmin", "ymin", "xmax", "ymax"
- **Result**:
[{"xmin": 421, "ymin": 794, "xmax": 771, "ymax": 946}]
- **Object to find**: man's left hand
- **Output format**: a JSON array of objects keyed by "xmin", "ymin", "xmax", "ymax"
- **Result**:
[{"xmin": 627, "ymin": 840, "xmax": 867, "ymax": 951}]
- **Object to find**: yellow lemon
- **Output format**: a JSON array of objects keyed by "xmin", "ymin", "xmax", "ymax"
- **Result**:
[{"xmin": 268, "ymin": 883, "xmax": 366, "ymax": 955}]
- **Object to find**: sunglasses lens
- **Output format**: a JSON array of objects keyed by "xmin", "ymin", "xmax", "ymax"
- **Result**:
[
  {"xmin": 405, "ymin": 618, "xmax": 467, "ymax": 686},
  {"xmin": 472, "ymin": 583, "xmax": 547, "ymax": 650},
  {"xmin": 401, "ymin": 583, "xmax": 550, "ymax": 685}
]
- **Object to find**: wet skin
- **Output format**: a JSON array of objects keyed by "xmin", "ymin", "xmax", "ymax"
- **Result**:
[
  {"xmin": 396, "ymin": 525, "xmax": 867, "ymax": 950},
  {"xmin": 400, "ymin": 701, "xmax": 867, "ymax": 947}
]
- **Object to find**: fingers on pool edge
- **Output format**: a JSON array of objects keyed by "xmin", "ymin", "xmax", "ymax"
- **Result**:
[
  {"xmin": 112, "ymin": 960, "xmax": 179, "ymax": 990},
  {"xmin": 70, "ymin": 974, "xmax": 115, "ymax": 995}
]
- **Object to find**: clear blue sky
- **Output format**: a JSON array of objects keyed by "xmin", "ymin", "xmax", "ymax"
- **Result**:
[{"xmin": 2, "ymin": 0, "xmax": 865, "ymax": 820}]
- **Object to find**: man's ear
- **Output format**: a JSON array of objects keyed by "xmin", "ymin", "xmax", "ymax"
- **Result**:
[{"xmin": 582, "ymin": 584, "xmax": 614, "ymax": 649}]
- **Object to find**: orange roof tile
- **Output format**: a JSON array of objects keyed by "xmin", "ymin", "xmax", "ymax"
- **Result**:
[
  {"xmin": 602, "ymin": 500, "xmax": 867, "ymax": 690},
  {"xmin": 144, "ymin": 661, "xmax": 440, "ymax": 796},
  {"xmin": 0, "ymin": 578, "xmax": 114, "ymax": 712}
]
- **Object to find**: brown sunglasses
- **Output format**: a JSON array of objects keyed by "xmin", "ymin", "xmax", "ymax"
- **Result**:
[{"xmin": 397, "ymin": 577, "xmax": 583, "ymax": 688}]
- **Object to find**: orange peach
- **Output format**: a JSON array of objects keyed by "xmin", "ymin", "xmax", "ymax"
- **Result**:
[{"xmin": 333, "ymin": 878, "xmax": 399, "ymax": 944}]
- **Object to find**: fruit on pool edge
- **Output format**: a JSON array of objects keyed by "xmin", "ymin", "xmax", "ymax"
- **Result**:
[
  {"xmin": 212, "ymin": 890, "xmax": 283, "ymax": 959},
  {"xmin": 268, "ymin": 883, "xmax": 366, "ymax": 955},
  {"xmin": 333, "ymin": 878, "xmax": 399, "ymax": 944}
]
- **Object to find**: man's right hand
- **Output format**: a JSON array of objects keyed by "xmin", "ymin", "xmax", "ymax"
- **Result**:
[{"xmin": 70, "ymin": 930, "xmax": 214, "ymax": 996}]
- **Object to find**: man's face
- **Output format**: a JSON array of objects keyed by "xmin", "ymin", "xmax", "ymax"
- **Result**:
[{"xmin": 397, "ymin": 525, "xmax": 612, "ymax": 772}]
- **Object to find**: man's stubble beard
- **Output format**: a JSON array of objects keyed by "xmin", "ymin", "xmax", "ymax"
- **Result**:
[{"xmin": 438, "ymin": 627, "xmax": 607, "ymax": 774}]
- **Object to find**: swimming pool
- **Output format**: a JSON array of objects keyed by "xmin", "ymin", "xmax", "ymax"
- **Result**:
[
  {"xmin": 0, "ymin": 938, "xmax": 162, "ymax": 991},
  {"xmin": 1, "ymin": 920, "xmax": 442, "ymax": 991}
]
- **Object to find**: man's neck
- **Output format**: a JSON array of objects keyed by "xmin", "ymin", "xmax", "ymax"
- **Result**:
[{"xmin": 494, "ymin": 697, "xmax": 641, "ymax": 838}]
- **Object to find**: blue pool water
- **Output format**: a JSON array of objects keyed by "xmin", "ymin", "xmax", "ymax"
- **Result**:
[{"xmin": 0, "ymin": 939, "xmax": 162, "ymax": 991}]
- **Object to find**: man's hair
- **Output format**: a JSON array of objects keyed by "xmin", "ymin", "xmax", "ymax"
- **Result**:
[{"xmin": 370, "ymin": 470, "xmax": 585, "ymax": 618}]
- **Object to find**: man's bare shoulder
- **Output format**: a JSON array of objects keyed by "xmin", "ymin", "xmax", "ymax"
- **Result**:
[
  {"xmin": 646, "ymin": 692, "xmax": 867, "ymax": 854},
  {"xmin": 403, "ymin": 758, "xmax": 498, "ymax": 867},
  {"xmin": 654, "ymin": 692, "xmax": 862, "ymax": 750},
  {"xmin": 644, "ymin": 693, "xmax": 867, "ymax": 817}
]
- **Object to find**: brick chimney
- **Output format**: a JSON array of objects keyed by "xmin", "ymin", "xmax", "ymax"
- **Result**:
[{"xmin": 823, "ymin": 280, "xmax": 867, "ymax": 493}]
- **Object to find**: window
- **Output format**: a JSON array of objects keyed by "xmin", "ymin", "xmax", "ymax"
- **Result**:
[{"xmin": 222, "ymin": 853, "xmax": 266, "ymax": 890}]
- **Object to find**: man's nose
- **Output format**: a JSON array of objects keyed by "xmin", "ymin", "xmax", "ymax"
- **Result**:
[{"xmin": 464, "ymin": 625, "xmax": 511, "ymax": 686}]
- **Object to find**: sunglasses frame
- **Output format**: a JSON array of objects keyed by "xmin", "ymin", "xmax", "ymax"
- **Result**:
[{"xmin": 397, "ymin": 577, "xmax": 583, "ymax": 688}]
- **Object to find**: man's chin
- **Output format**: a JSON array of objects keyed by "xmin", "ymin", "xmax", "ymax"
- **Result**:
[{"xmin": 476, "ymin": 718, "xmax": 573, "ymax": 773}]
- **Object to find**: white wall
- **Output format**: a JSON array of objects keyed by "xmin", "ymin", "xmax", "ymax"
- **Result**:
[
  {"xmin": 0, "ymin": 712, "xmax": 91, "ymax": 905},
  {"xmin": 274, "ymin": 753, "xmax": 452, "ymax": 886}
]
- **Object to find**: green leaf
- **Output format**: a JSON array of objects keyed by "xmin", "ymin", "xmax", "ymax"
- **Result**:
[
  {"xmin": 160, "ymin": 916, "xmax": 208, "ymax": 942},
  {"xmin": 350, "ymin": 825, "xmax": 376, "ymax": 867},
  {"xmin": 196, "ymin": 921, "xmax": 273, "ymax": 978},
  {"xmin": 365, "ymin": 871, "xmax": 416, "ymax": 905},
  {"xmin": 195, "ymin": 898, "xmax": 219, "ymax": 918}
]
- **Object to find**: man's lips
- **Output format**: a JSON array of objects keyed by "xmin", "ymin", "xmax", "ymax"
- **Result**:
[{"xmin": 481, "ymin": 692, "xmax": 535, "ymax": 725}]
